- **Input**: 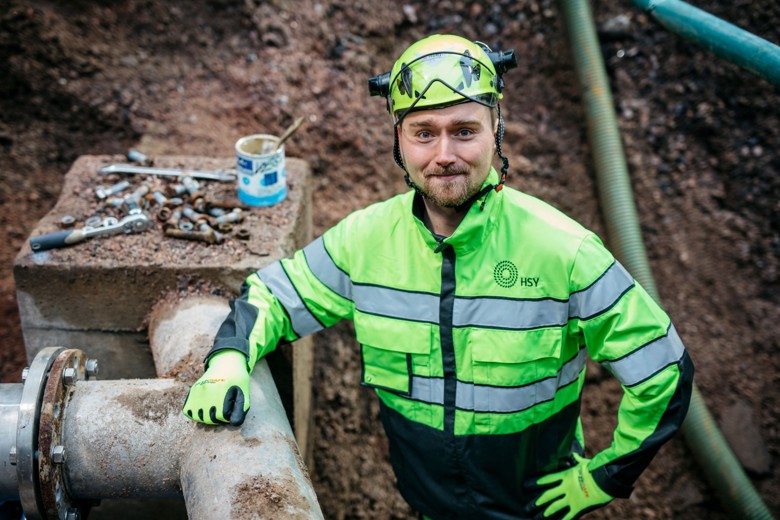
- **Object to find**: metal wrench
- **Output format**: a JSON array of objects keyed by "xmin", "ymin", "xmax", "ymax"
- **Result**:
[
  {"xmin": 30, "ymin": 212, "xmax": 151, "ymax": 252},
  {"xmin": 98, "ymin": 164, "xmax": 237, "ymax": 182}
]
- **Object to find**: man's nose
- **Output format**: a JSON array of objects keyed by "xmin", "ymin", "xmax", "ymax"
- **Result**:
[{"xmin": 434, "ymin": 136, "xmax": 457, "ymax": 167}]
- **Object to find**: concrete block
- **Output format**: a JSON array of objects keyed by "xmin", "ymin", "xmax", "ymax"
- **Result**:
[
  {"xmin": 15, "ymin": 155, "xmax": 310, "ymax": 363},
  {"xmin": 13, "ymin": 154, "xmax": 314, "ymax": 451}
]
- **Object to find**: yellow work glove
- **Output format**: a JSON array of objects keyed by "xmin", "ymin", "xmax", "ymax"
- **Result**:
[
  {"xmin": 526, "ymin": 453, "xmax": 613, "ymax": 520},
  {"xmin": 182, "ymin": 350, "xmax": 250, "ymax": 426}
]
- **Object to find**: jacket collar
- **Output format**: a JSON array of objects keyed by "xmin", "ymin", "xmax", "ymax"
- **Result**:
[{"xmin": 409, "ymin": 167, "xmax": 502, "ymax": 255}]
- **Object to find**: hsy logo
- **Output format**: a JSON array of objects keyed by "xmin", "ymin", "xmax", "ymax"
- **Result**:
[{"xmin": 493, "ymin": 261, "xmax": 539, "ymax": 288}]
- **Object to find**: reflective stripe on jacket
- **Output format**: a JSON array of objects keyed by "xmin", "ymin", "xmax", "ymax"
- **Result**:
[{"xmin": 209, "ymin": 169, "xmax": 694, "ymax": 519}]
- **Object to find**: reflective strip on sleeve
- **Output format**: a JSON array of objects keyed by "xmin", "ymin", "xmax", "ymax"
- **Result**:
[
  {"xmin": 257, "ymin": 261, "xmax": 324, "ymax": 337},
  {"xmin": 407, "ymin": 349, "xmax": 586, "ymax": 414},
  {"xmin": 354, "ymin": 285, "xmax": 440, "ymax": 323},
  {"xmin": 303, "ymin": 237, "xmax": 353, "ymax": 300},
  {"xmin": 569, "ymin": 261, "xmax": 635, "ymax": 320},
  {"xmin": 601, "ymin": 325, "xmax": 686, "ymax": 387},
  {"xmin": 453, "ymin": 297, "xmax": 568, "ymax": 329}
]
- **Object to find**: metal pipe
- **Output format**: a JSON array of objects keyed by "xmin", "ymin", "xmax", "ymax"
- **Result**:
[
  {"xmin": 180, "ymin": 359, "xmax": 320, "ymax": 520},
  {"xmin": 147, "ymin": 295, "xmax": 230, "ymax": 378},
  {"xmin": 631, "ymin": 0, "xmax": 780, "ymax": 86},
  {"xmin": 0, "ymin": 348, "xmax": 323, "ymax": 519},
  {"xmin": 146, "ymin": 296, "xmax": 322, "ymax": 517},
  {"xmin": 0, "ymin": 293, "xmax": 323, "ymax": 518},
  {"xmin": 0, "ymin": 384, "xmax": 22, "ymax": 500},
  {"xmin": 558, "ymin": 1, "xmax": 774, "ymax": 518},
  {"xmin": 60, "ymin": 361, "xmax": 322, "ymax": 518},
  {"xmin": 61, "ymin": 378, "xmax": 191, "ymax": 499}
]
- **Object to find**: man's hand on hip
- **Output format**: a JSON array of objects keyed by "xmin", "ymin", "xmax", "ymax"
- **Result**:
[
  {"xmin": 182, "ymin": 350, "xmax": 250, "ymax": 426},
  {"xmin": 526, "ymin": 453, "xmax": 613, "ymax": 520}
]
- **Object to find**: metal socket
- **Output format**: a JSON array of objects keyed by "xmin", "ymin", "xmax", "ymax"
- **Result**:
[
  {"xmin": 59, "ymin": 215, "xmax": 76, "ymax": 228},
  {"xmin": 157, "ymin": 207, "xmax": 172, "ymax": 222}
]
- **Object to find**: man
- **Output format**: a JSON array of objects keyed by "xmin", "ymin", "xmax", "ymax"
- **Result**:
[{"xmin": 183, "ymin": 34, "xmax": 694, "ymax": 520}]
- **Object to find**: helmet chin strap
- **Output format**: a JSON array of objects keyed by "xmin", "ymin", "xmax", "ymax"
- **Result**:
[
  {"xmin": 393, "ymin": 130, "xmax": 423, "ymax": 194},
  {"xmin": 393, "ymin": 103, "xmax": 510, "ymax": 212},
  {"xmin": 494, "ymin": 103, "xmax": 509, "ymax": 192}
]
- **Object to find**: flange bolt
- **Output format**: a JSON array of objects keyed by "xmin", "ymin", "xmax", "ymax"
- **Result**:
[
  {"xmin": 85, "ymin": 358, "xmax": 99, "ymax": 379},
  {"xmin": 21, "ymin": 367, "xmax": 29, "ymax": 382},
  {"xmin": 9, "ymin": 445, "xmax": 17, "ymax": 465},
  {"xmin": 52, "ymin": 445, "xmax": 66, "ymax": 464},
  {"xmin": 62, "ymin": 367, "xmax": 78, "ymax": 386}
]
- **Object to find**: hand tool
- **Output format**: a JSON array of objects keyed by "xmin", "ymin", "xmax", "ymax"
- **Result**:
[
  {"xmin": 30, "ymin": 212, "xmax": 151, "ymax": 252},
  {"xmin": 98, "ymin": 164, "xmax": 237, "ymax": 183}
]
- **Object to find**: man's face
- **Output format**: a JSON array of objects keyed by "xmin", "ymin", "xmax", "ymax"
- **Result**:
[{"xmin": 398, "ymin": 102, "xmax": 496, "ymax": 208}]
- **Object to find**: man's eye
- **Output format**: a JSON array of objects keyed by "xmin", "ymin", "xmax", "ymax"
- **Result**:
[
  {"xmin": 417, "ymin": 131, "xmax": 433, "ymax": 139},
  {"xmin": 457, "ymin": 129, "xmax": 475, "ymax": 137}
]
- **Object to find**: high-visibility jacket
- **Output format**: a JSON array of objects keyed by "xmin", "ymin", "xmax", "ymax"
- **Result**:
[{"xmin": 210, "ymin": 169, "xmax": 694, "ymax": 519}]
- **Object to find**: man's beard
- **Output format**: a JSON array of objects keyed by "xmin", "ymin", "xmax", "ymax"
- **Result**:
[{"xmin": 419, "ymin": 164, "xmax": 484, "ymax": 208}]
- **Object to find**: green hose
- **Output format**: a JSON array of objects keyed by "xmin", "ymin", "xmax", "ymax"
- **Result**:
[
  {"xmin": 631, "ymin": 0, "xmax": 780, "ymax": 87},
  {"xmin": 558, "ymin": 0, "xmax": 774, "ymax": 518}
]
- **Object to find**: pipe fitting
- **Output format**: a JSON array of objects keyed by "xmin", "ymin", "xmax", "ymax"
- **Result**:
[
  {"xmin": 0, "ymin": 346, "xmax": 323, "ymax": 519},
  {"xmin": 213, "ymin": 209, "xmax": 244, "ymax": 226},
  {"xmin": 181, "ymin": 176, "xmax": 200, "ymax": 196}
]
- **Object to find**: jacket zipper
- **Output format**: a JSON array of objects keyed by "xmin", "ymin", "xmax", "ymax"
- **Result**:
[{"xmin": 440, "ymin": 245, "xmax": 457, "ymax": 434}]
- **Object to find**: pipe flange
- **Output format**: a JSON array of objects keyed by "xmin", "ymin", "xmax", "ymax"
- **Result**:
[
  {"xmin": 16, "ymin": 347, "xmax": 64, "ymax": 520},
  {"xmin": 38, "ymin": 349, "xmax": 92, "ymax": 520}
]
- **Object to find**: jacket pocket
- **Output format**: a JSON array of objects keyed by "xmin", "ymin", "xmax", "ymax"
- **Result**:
[
  {"xmin": 468, "ymin": 329, "xmax": 563, "ymax": 431},
  {"xmin": 356, "ymin": 313, "xmax": 432, "ymax": 396},
  {"xmin": 470, "ymin": 328, "xmax": 562, "ymax": 388}
]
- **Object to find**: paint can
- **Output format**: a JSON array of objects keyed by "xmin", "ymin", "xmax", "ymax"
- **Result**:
[{"xmin": 234, "ymin": 134, "xmax": 286, "ymax": 206}]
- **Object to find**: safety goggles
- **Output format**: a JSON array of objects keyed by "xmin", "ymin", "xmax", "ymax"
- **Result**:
[{"xmin": 389, "ymin": 51, "xmax": 501, "ymax": 124}]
